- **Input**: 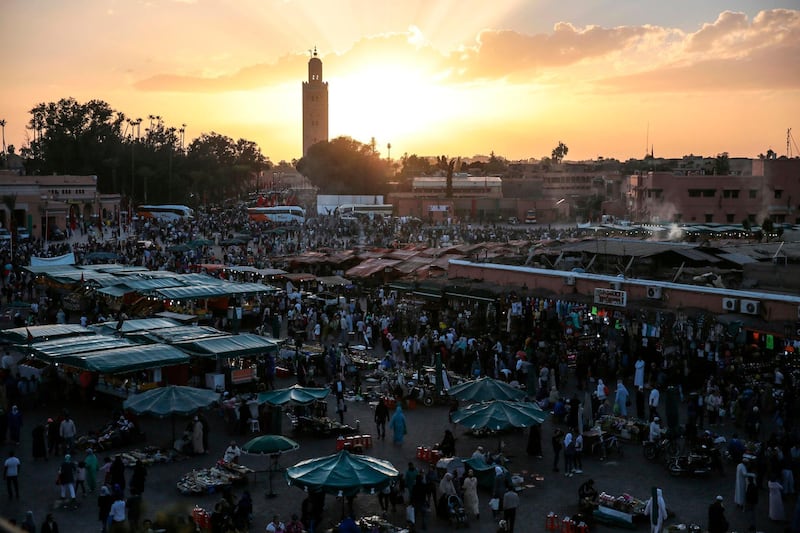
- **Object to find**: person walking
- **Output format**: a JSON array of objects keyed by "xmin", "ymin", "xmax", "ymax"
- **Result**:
[
  {"xmin": 374, "ymin": 398, "xmax": 389, "ymax": 440},
  {"xmin": 502, "ymin": 485, "xmax": 519, "ymax": 532},
  {"xmin": 708, "ymin": 495, "xmax": 729, "ymax": 533},
  {"xmin": 8, "ymin": 405, "xmax": 23, "ymax": 445},
  {"xmin": 84, "ymin": 448, "xmax": 98, "ymax": 493},
  {"xmin": 745, "ymin": 476, "xmax": 758, "ymax": 532},
  {"xmin": 107, "ymin": 489, "xmax": 127, "ymax": 533},
  {"xmin": 563, "ymin": 429, "xmax": 576, "ymax": 476},
  {"xmin": 129, "ymin": 459, "xmax": 147, "ymax": 496},
  {"xmin": 57, "ymin": 454, "xmax": 76, "ymax": 502},
  {"xmin": 462, "ymin": 469, "xmax": 480, "ymax": 520},
  {"xmin": 768, "ymin": 476, "xmax": 785, "ymax": 522},
  {"xmin": 410, "ymin": 475, "xmax": 428, "ymax": 531},
  {"xmin": 644, "ymin": 487, "xmax": 667, "ymax": 533},
  {"xmin": 389, "ymin": 405, "xmax": 407, "ymax": 444},
  {"xmin": 4, "ymin": 450, "xmax": 20, "ymax": 500},
  {"xmin": 192, "ymin": 416, "xmax": 204, "ymax": 454},
  {"xmin": 614, "ymin": 380, "xmax": 630, "ymax": 417},
  {"xmin": 97, "ymin": 485, "xmax": 113, "ymax": 533},
  {"xmin": 552, "ymin": 428, "xmax": 563, "ymax": 472},
  {"xmin": 20, "ymin": 510, "xmax": 35, "ymax": 533},
  {"xmin": 574, "ymin": 431, "xmax": 584, "ymax": 473},
  {"xmin": 109, "ymin": 455, "xmax": 126, "ymax": 494},
  {"xmin": 59, "ymin": 414, "xmax": 76, "ymax": 454}
]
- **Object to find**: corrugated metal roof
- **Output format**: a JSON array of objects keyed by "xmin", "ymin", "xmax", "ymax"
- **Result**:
[{"xmin": 717, "ymin": 252, "xmax": 758, "ymax": 265}]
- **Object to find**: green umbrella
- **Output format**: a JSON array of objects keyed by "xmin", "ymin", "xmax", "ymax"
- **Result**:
[
  {"xmin": 166, "ymin": 244, "xmax": 191, "ymax": 252},
  {"xmin": 123, "ymin": 385, "xmax": 220, "ymax": 441},
  {"xmin": 447, "ymin": 376, "xmax": 527, "ymax": 403},
  {"xmin": 451, "ymin": 399, "xmax": 547, "ymax": 431},
  {"xmin": 242, "ymin": 435, "xmax": 300, "ymax": 498},
  {"xmin": 257, "ymin": 385, "xmax": 330, "ymax": 406},
  {"xmin": 220, "ymin": 238, "xmax": 247, "ymax": 246},
  {"xmin": 286, "ymin": 450, "xmax": 399, "ymax": 497}
]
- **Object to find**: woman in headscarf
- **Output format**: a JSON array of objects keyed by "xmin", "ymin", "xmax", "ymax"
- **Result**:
[
  {"xmin": 643, "ymin": 487, "xmax": 667, "ymax": 533},
  {"xmin": 438, "ymin": 472, "xmax": 457, "ymax": 499},
  {"xmin": 615, "ymin": 380, "xmax": 630, "ymax": 417},
  {"xmin": 462, "ymin": 469, "xmax": 480, "ymax": 520},
  {"xmin": 388, "ymin": 405, "xmax": 407, "ymax": 444},
  {"xmin": 84, "ymin": 448, "xmax": 98, "ymax": 494}
]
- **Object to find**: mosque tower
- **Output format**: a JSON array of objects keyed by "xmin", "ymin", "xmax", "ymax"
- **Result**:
[{"xmin": 302, "ymin": 47, "xmax": 329, "ymax": 156}]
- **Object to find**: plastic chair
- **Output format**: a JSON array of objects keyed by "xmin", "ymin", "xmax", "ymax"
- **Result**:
[{"xmin": 248, "ymin": 418, "xmax": 261, "ymax": 433}]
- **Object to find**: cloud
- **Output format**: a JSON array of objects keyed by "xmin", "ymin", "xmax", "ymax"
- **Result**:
[{"xmin": 134, "ymin": 9, "xmax": 800, "ymax": 94}]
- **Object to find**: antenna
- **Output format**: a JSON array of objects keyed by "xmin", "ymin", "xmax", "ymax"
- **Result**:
[{"xmin": 646, "ymin": 122, "xmax": 649, "ymax": 157}]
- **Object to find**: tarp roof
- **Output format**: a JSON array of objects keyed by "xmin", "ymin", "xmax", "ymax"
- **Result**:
[
  {"xmin": 155, "ymin": 282, "xmax": 272, "ymax": 300},
  {"xmin": 58, "ymin": 344, "xmax": 189, "ymax": 374},
  {"xmin": 132, "ymin": 325, "xmax": 229, "ymax": 344},
  {"xmin": 316, "ymin": 275, "xmax": 350, "ymax": 287},
  {"xmin": 154, "ymin": 311, "xmax": 200, "ymax": 323},
  {"xmin": 92, "ymin": 318, "xmax": 180, "ymax": 334},
  {"xmin": 345, "ymin": 258, "xmax": 400, "ymax": 279},
  {"xmin": 1, "ymin": 324, "xmax": 94, "ymax": 344},
  {"xmin": 29, "ymin": 335, "xmax": 134, "ymax": 361},
  {"xmin": 96, "ymin": 286, "xmax": 132, "ymax": 298},
  {"xmin": 174, "ymin": 333, "xmax": 278, "ymax": 359}
]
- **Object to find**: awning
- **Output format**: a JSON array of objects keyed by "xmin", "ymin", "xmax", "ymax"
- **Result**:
[
  {"xmin": 316, "ymin": 275, "xmax": 350, "ymax": 287},
  {"xmin": 97, "ymin": 286, "xmax": 133, "ymax": 298},
  {"xmin": 1, "ymin": 324, "xmax": 94, "ymax": 344},
  {"xmin": 132, "ymin": 325, "xmax": 229, "ymax": 344},
  {"xmin": 154, "ymin": 311, "xmax": 200, "ymax": 324},
  {"xmin": 29, "ymin": 335, "xmax": 134, "ymax": 361},
  {"xmin": 175, "ymin": 334, "xmax": 279, "ymax": 359},
  {"xmin": 155, "ymin": 282, "xmax": 272, "ymax": 300},
  {"xmin": 57, "ymin": 344, "xmax": 190, "ymax": 374},
  {"xmin": 92, "ymin": 318, "xmax": 180, "ymax": 334}
]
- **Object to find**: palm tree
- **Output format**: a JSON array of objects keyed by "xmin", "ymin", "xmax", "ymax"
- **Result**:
[{"xmin": 0, "ymin": 119, "xmax": 6, "ymax": 158}]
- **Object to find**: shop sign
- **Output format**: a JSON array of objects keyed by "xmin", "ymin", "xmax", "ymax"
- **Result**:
[
  {"xmin": 231, "ymin": 367, "xmax": 256, "ymax": 384},
  {"xmin": 594, "ymin": 288, "xmax": 627, "ymax": 308}
]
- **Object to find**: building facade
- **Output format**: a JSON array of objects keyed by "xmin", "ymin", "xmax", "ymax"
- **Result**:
[
  {"xmin": 302, "ymin": 48, "xmax": 329, "ymax": 156},
  {"xmin": 0, "ymin": 171, "xmax": 121, "ymax": 238},
  {"xmin": 628, "ymin": 159, "xmax": 800, "ymax": 225}
]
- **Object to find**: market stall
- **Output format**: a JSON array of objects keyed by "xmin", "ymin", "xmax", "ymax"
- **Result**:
[
  {"xmin": 592, "ymin": 492, "xmax": 648, "ymax": 529},
  {"xmin": 73, "ymin": 413, "xmax": 145, "ymax": 452},
  {"xmin": 599, "ymin": 415, "xmax": 647, "ymax": 443},
  {"xmin": 176, "ymin": 461, "xmax": 253, "ymax": 495}
]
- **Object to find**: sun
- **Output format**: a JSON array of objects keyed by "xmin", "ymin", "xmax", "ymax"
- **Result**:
[{"xmin": 329, "ymin": 64, "xmax": 463, "ymax": 154}]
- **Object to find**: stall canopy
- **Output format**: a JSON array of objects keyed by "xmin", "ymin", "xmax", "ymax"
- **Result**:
[
  {"xmin": 447, "ymin": 377, "xmax": 527, "ymax": 403},
  {"xmin": 92, "ymin": 318, "xmax": 180, "ymax": 335},
  {"xmin": 155, "ymin": 282, "xmax": 272, "ymax": 300},
  {"xmin": 1, "ymin": 324, "xmax": 94, "ymax": 345},
  {"xmin": 56, "ymin": 344, "xmax": 189, "ymax": 374},
  {"xmin": 123, "ymin": 385, "xmax": 220, "ymax": 418},
  {"xmin": 286, "ymin": 450, "xmax": 400, "ymax": 497},
  {"xmin": 451, "ymin": 400, "xmax": 548, "ymax": 431},
  {"xmin": 154, "ymin": 311, "xmax": 200, "ymax": 324},
  {"xmin": 131, "ymin": 325, "xmax": 229, "ymax": 345},
  {"xmin": 174, "ymin": 333, "xmax": 278, "ymax": 359},
  {"xmin": 257, "ymin": 385, "xmax": 330, "ymax": 406},
  {"xmin": 316, "ymin": 275, "xmax": 351, "ymax": 288},
  {"xmin": 28, "ymin": 335, "xmax": 134, "ymax": 362}
]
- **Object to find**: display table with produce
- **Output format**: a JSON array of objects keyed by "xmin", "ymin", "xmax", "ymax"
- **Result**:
[
  {"xmin": 176, "ymin": 461, "xmax": 253, "ymax": 495},
  {"xmin": 592, "ymin": 492, "xmax": 647, "ymax": 529}
]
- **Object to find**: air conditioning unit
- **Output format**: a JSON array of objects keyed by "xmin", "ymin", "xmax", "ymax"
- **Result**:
[
  {"xmin": 646, "ymin": 287, "xmax": 662, "ymax": 299},
  {"xmin": 741, "ymin": 299, "xmax": 760, "ymax": 315},
  {"xmin": 722, "ymin": 298, "xmax": 739, "ymax": 312},
  {"xmin": 610, "ymin": 281, "xmax": 622, "ymax": 290},
  {"xmin": 565, "ymin": 276, "xmax": 576, "ymax": 286}
]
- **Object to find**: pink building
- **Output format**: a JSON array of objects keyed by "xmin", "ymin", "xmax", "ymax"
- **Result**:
[{"xmin": 628, "ymin": 159, "xmax": 800, "ymax": 225}]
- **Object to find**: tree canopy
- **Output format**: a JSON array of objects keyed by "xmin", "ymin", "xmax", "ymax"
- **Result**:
[
  {"xmin": 296, "ymin": 136, "xmax": 390, "ymax": 194},
  {"xmin": 18, "ymin": 97, "xmax": 270, "ymax": 205}
]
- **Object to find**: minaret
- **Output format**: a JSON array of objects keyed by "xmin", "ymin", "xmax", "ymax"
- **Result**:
[{"xmin": 302, "ymin": 47, "xmax": 329, "ymax": 156}]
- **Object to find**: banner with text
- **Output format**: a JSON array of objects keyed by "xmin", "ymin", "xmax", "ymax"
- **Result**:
[{"xmin": 594, "ymin": 288, "xmax": 627, "ymax": 307}]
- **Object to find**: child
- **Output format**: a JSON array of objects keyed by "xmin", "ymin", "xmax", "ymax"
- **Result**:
[{"xmin": 75, "ymin": 460, "xmax": 87, "ymax": 496}]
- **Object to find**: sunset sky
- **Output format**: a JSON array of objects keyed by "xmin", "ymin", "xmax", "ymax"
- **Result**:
[{"xmin": 2, "ymin": 0, "xmax": 799, "ymax": 164}]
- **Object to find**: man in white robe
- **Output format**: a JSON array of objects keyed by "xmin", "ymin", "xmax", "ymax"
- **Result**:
[{"xmin": 644, "ymin": 487, "xmax": 667, "ymax": 532}]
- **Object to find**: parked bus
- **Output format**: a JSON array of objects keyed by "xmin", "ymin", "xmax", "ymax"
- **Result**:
[
  {"xmin": 247, "ymin": 205, "xmax": 306, "ymax": 224},
  {"xmin": 525, "ymin": 209, "xmax": 537, "ymax": 224},
  {"xmin": 136, "ymin": 205, "xmax": 195, "ymax": 221},
  {"xmin": 335, "ymin": 204, "xmax": 393, "ymax": 219}
]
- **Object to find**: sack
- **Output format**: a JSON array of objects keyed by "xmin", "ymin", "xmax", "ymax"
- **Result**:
[
  {"xmin": 489, "ymin": 498, "xmax": 500, "ymax": 511},
  {"xmin": 406, "ymin": 504, "xmax": 415, "ymax": 524}
]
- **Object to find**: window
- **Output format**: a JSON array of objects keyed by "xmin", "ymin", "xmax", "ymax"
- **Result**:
[
  {"xmin": 688, "ymin": 189, "xmax": 701, "ymax": 198},
  {"xmin": 726, "ymin": 214, "xmax": 735, "ymax": 223},
  {"xmin": 690, "ymin": 189, "xmax": 715, "ymax": 197},
  {"xmin": 705, "ymin": 214, "xmax": 714, "ymax": 223},
  {"xmin": 749, "ymin": 189, "xmax": 758, "ymax": 199},
  {"xmin": 723, "ymin": 190, "xmax": 739, "ymax": 199},
  {"xmin": 775, "ymin": 189, "xmax": 783, "ymax": 199}
]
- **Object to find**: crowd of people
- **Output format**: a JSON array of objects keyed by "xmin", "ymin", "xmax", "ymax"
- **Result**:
[{"xmin": 1, "ymin": 200, "xmax": 800, "ymax": 532}]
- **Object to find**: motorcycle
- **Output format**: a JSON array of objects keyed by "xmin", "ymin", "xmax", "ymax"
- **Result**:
[
  {"xmin": 643, "ymin": 437, "xmax": 677, "ymax": 462},
  {"xmin": 668, "ymin": 452, "xmax": 713, "ymax": 477}
]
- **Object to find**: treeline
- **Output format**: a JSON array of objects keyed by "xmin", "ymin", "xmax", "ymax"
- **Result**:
[{"xmin": 18, "ymin": 97, "xmax": 270, "ymax": 205}]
